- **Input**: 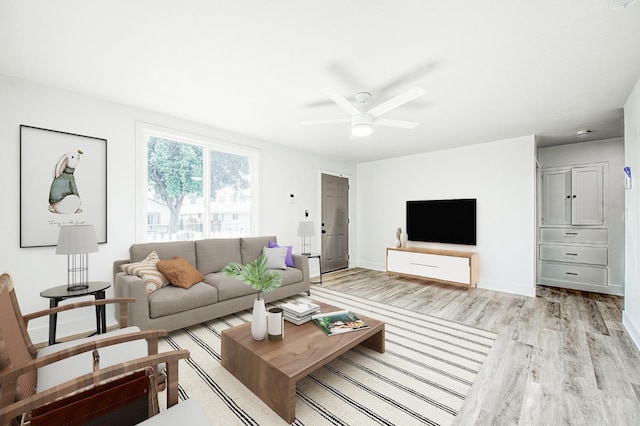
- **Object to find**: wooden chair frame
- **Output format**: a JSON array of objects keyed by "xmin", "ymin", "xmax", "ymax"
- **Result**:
[{"xmin": 0, "ymin": 273, "xmax": 190, "ymax": 426}]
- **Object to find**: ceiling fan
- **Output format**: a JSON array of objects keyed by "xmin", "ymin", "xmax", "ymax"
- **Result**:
[{"xmin": 301, "ymin": 86, "xmax": 426, "ymax": 137}]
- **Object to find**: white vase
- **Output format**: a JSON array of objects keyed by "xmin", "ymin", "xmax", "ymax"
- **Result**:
[
  {"xmin": 251, "ymin": 298, "xmax": 268, "ymax": 340},
  {"xmin": 400, "ymin": 232, "xmax": 408, "ymax": 248}
]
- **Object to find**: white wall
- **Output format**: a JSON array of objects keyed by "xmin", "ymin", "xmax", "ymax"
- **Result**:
[
  {"xmin": 0, "ymin": 74, "xmax": 356, "ymax": 343},
  {"xmin": 623, "ymin": 76, "xmax": 640, "ymax": 348},
  {"xmin": 356, "ymin": 135, "xmax": 537, "ymax": 296},
  {"xmin": 537, "ymin": 138, "xmax": 626, "ymax": 294}
]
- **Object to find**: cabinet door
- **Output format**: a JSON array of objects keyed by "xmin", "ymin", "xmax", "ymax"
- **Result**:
[
  {"xmin": 541, "ymin": 169, "xmax": 571, "ymax": 225},
  {"xmin": 571, "ymin": 166, "xmax": 603, "ymax": 225},
  {"xmin": 387, "ymin": 249, "xmax": 410, "ymax": 274}
]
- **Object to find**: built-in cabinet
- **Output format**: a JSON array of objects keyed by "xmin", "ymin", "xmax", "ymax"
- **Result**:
[
  {"xmin": 541, "ymin": 165, "xmax": 603, "ymax": 226},
  {"xmin": 539, "ymin": 163, "xmax": 609, "ymax": 293},
  {"xmin": 537, "ymin": 138, "xmax": 624, "ymax": 296}
]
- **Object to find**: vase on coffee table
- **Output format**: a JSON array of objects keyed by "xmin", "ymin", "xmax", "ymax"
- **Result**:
[
  {"xmin": 251, "ymin": 298, "xmax": 268, "ymax": 340},
  {"xmin": 222, "ymin": 253, "xmax": 283, "ymax": 341}
]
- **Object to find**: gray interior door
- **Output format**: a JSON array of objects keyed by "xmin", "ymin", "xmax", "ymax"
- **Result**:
[{"xmin": 321, "ymin": 173, "xmax": 349, "ymax": 272}]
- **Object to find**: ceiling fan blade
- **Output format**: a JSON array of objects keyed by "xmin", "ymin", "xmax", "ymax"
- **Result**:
[
  {"xmin": 374, "ymin": 118, "xmax": 420, "ymax": 129},
  {"xmin": 323, "ymin": 87, "xmax": 360, "ymax": 116},
  {"xmin": 368, "ymin": 86, "xmax": 426, "ymax": 118},
  {"xmin": 301, "ymin": 118, "xmax": 350, "ymax": 125}
]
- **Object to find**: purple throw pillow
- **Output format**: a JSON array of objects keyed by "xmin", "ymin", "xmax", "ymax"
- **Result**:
[{"xmin": 269, "ymin": 240, "xmax": 294, "ymax": 267}]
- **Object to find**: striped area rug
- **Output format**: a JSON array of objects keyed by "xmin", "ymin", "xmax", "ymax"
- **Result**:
[{"xmin": 159, "ymin": 286, "xmax": 497, "ymax": 425}]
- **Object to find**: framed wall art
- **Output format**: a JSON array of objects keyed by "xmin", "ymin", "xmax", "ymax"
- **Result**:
[{"xmin": 20, "ymin": 125, "xmax": 107, "ymax": 248}]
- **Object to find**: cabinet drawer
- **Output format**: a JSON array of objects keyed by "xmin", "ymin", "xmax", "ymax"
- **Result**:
[
  {"xmin": 539, "ymin": 228, "xmax": 607, "ymax": 244},
  {"xmin": 411, "ymin": 254, "xmax": 470, "ymax": 284},
  {"xmin": 411, "ymin": 252, "xmax": 468, "ymax": 269},
  {"xmin": 540, "ymin": 262, "xmax": 607, "ymax": 286},
  {"xmin": 411, "ymin": 263, "xmax": 471, "ymax": 284},
  {"xmin": 539, "ymin": 245, "xmax": 607, "ymax": 266}
]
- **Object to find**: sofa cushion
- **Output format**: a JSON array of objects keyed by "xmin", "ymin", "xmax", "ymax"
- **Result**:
[
  {"xmin": 279, "ymin": 267, "xmax": 303, "ymax": 286},
  {"xmin": 262, "ymin": 247, "xmax": 288, "ymax": 270},
  {"xmin": 240, "ymin": 236, "xmax": 275, "ymax": 265},
  {"xmin": 195, "ymin": 238, "xmax": 241, "ymax": 275},
  {"xmin": 120, "ymin": 251, "xmax": 169, "ymax": 294},
  {"xmin": 130, "ymin": 241, "xmax": 196, "ymax": 266},
  {"xmin": 204, "ymin": 272, "xmax": 257, "ymax": 301},
  {"xmin": 147, "ymin": 283, "xmax": 218, "ymax": 318},
  {"xmin": 157, "ymin": 256, "xmax": 205, "ymax": 289}
]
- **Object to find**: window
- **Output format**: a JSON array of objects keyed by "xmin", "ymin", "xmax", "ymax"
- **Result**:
[{"xmin": 137, "ymin": 124, "xmax": 259, "ymax": 242}]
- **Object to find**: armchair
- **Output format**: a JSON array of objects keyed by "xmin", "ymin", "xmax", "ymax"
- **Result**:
[{"xmin": 0, "ymin": 272, "xmax": 191, "ymax": 425}]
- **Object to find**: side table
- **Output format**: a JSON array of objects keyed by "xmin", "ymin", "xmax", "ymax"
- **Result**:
[
  {"xmin": 304, "ymin": 254, "xmax": 323, "ymax": 285},
  {"xmin": 40, "ymin": 281, "xmax": 111, "ymax": 345}
]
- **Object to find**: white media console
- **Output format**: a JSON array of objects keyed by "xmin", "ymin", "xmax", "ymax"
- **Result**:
[{"xmin": 386, "ymin": 247, "xmax": 480, "ymax": 292}]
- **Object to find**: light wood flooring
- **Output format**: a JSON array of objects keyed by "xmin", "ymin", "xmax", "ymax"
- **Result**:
[{"xmin": 318, "ymin": 268, "xmax": 640, "ymax": 426}]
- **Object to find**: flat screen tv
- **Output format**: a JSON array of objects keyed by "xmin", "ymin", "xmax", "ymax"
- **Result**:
[{"xmin": 406, "ymin": 199, "xmax": 477, "ymax": 245}]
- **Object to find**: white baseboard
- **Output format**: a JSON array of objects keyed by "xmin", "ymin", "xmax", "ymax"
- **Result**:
[
  {"xmin": 356, "ymin": 261, "xmax": 385, "ymax": 271},
  {"xmin": 480, "ymin": 279, "xmax": 536, "ymax": 297},
  {"xmin": 623, "ymin": 310, "xmax": 640, "ymax": 351}
]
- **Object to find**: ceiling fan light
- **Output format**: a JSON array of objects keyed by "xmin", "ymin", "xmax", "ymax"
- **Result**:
[{"xmin": 352, "ymin": 123, "xmax": 373, "ymax": 137}]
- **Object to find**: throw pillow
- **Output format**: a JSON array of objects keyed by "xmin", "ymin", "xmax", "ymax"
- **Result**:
[
  {"xmin": 262, "ymin": 246, "xmax": 288, "ymax": 270},
  {"xmin": 156, "ymin": 256, "xmax": 205, "ymax": 289},
  {"xmin": 268, "ymin": 240, "xmax": 294, "ymax": 267},
  {"xmin": 120, "ymin": 251, "xmax": 169, "ymax": 294}
]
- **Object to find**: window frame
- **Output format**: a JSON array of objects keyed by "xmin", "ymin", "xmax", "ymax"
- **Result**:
[{"xmin": 135, "ymin": 122, "xmax": 261, "ymax": 242}]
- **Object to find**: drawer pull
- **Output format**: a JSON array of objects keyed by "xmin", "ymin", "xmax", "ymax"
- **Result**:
[
  {"xmin": 565, "ymin": 272, "xmax": 579, "ymax": 276},
  {"xmin": 564, "ymin": 232, "xmax": 578, "ymax": 235},
  {"xmin": 564, "ymin": 253, "xmax": 578, "ymax": 256},
  {"xmin": 415, "ymin": 264, "xmax": 439, "ymax": 268}
]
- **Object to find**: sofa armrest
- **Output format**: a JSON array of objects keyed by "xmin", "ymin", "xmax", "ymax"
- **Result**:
[
  {"xmin": 114, "ymin": 272, "xmax": 152, "ymax": 330},
  {"xmin": 291, "ymin": 254, "xmax": 310, "ymax": 284},
  {"xmin": 113, "ymin": 259, "xmax": 130, "ymax": 283}
]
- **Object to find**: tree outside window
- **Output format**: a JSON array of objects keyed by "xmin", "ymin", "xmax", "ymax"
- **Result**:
[{"xmin": 145, "ymin": 135, "xmax": 253, "ymax": 241}]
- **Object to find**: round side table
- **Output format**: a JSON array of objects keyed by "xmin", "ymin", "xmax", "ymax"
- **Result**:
[{"xmin": 40, "ymin": 281, "xmax": 111, "ymax": 345}]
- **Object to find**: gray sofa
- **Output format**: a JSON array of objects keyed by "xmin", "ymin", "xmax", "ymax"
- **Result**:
[{"xmin": 112, "ymin": 236, "xmax": 310, "ymax": 331}]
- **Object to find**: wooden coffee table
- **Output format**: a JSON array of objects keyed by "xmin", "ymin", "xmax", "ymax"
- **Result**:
[{"xmin": 221, "ymin": 301, "xmax": 385, "ymax": 423}]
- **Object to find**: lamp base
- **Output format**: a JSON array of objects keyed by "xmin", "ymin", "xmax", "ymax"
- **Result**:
[{"xmin": 67, "ymin": 284, "xmax": 89, "ymax": 291}]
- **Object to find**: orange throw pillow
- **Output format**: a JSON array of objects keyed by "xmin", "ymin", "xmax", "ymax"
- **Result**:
[{"xmin": 156, "ymin": 256, "xmax": 204, "ymax": 289}]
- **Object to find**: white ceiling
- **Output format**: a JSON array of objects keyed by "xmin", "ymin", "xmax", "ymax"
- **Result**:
[{"xmin": 1, "ymin": 1, "xmax": 639, "ymax": 162}]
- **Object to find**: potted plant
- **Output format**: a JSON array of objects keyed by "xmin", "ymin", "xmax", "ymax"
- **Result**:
[{"xmin": 223, "ymin": 254, "xmax": 283, "ymax": 340}]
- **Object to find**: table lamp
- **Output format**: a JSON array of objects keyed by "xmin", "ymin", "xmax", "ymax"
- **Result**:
[
  {"xmin": 297, "ymin": 221, "xmax": 315, "ymax": 255},
  {"xmin": 56, "ymin": 224, "xmax": 99, "ymax": 290}
]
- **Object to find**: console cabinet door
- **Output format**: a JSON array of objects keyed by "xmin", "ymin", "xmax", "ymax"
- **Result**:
[{"xmin": 387, "ymin": 249, "xmax": 410, "ymax": 274}]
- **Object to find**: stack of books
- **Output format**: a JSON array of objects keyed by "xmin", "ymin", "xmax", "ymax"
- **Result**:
[{"xmin": 281, "ymin": 301, "xmax": 320, "ymax": 325}]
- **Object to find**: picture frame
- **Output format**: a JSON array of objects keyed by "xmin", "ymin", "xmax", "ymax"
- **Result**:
[{"xmin": 20, "ymin": 125, "xmax": 107, "ymax": 248}]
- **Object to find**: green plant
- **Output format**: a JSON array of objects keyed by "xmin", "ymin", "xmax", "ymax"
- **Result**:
[{"xmin": 222, "ymin": 254, "xmax": 283, "ymax": 299}]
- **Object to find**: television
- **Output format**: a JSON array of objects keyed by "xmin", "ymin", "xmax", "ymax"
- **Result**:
[{"xmin": 406, "ymin": 199, "xmax": 477, "ymax": 245}]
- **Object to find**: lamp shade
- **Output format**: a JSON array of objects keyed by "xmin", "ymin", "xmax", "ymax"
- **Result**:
[
  {"xmin": 297, "ymin": 221, "xmax": 315, "ymax": 237},
  {"xmin": 56, "ymin": 224, "xmax": 99, "ymax": 255}
]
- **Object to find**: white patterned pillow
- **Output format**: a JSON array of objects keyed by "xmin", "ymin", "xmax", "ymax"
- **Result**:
[
  {"xmin": 262, "ymin": 246, "xmax": 288, "ymax": 270},
  {"xmin": 120, "ymin": 251, "xmax": 169, "ymax": 294}
]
